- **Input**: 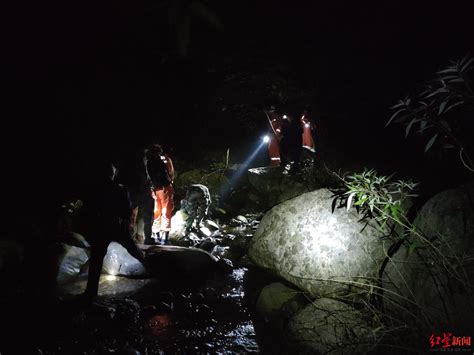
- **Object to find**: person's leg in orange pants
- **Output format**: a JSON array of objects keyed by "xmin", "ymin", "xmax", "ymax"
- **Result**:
[
  {"xmin": 152, "ymin": 189, "xmax": 162, "ymax": 242},
  {"xmin": 155, "ymin": 185, "xmax": 174, "ymax": 243}
]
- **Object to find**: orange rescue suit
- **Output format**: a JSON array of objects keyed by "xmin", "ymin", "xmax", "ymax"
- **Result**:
[
  {"xmin": 267, "ymin": 112, "xmax": 283, "ymax": 166},
  {"xmin": 301, "ymin": 114, "xmax": 316, "ymax": 152},
  {"xmin": 152, "ymin": 156, "xmax": 175, "ymax": 232}
]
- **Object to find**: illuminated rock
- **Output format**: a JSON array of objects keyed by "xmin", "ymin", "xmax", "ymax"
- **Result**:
[
  {"xmin": 248, "ymin": 188, "xmax": 388, "ymax": 299},
  {"xmin": 52, "ymin": 243, "xmax": 89, "ymax": 285},
  {"xmin": 102, "ymin": 242, "xmax": 146, "ymax": 277}
]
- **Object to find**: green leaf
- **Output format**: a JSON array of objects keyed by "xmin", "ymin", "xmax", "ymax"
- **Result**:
[
  {"xmin": 425, "ymin": 87, "xmax": 448, "ymax": 98},
  {"xmin": 347, "ymin": 192, "xmax": 356, "ymax": 211},
  {"xmin": 438, "ymin": 101, "xmax": 447, "ymax": 115},
  {"xmin": 424, "ymin": 133, "xmax": 439, "ymax": 152},
  {"xmin": 445, "ymin": 100, "xmax": 464, "ymax": 113},
  {"xmin": 437, "ymin": 68, "xmax": 458, "ymax": 74},
  {"xmin": 386, "ymin": 109, "xmax": 406, "ymax": 127},
  {"xmin": 215, "ymin": 207, "xmax": 227, "ymax": 214},
  {"xmin": 461, "ymin": 57, "xmax": 474, "ymax": 72},
  {"xmin": 389, "ymin": 100, "xmax": 405, "ymax": 109},
  {"xmin": 418, "ymin": 120, "xmax": 427, "ymax": 134},
  {"xmin": 407, "ymin": 241, "xmax": 418, "ymax": 256},
  {"xmin": 405, "ymin": 118, "xmax": 418, "ymax": 137},
  {"xmin": 331, "ymin": 197, "xmax": 338, "ymax": 214}
]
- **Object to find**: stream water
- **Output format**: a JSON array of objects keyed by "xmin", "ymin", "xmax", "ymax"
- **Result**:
[{"xmin": 43, "ymin": 266, "xmax": 260, "ymax": 354}]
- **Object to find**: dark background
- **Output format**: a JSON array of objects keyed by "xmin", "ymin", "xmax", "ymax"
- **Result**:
[{"xmin": 3, "ymin": 0, "xmax": 474, "ymax": 222}]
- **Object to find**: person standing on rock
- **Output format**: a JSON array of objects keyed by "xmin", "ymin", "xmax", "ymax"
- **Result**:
[
  {"xmin": 264, "ymin": 106, "xmax": 283, "ymax": 167},
  {"xmin": 301, "ymin": 109, "xmax": 316, "ymax": 154},
  {"xmin": 280, "ymin": 113, "xmax": 303, "ymax": 174},
  {"xmin": 144, "ymin": 144, "xmax": 175, "ymax": 245},
  {"xmin": 79, "ymin": 160, "xmax": 145, "ymax": 302}
]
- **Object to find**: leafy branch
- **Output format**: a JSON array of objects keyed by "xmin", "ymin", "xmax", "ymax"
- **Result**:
[
  {"xmin": 387, "ymin": 56, "xmax": 474, "ymax": 172},
  {"xmin": 331, "ymin": 169, "xmax": 418, "ymax": 236}
]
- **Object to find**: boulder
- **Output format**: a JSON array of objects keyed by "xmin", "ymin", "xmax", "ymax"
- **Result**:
[
  {"xmin": 285, "ymin": 298, "xmax": 377, "ymax": 355},
  {"xmin": 102, "ymin": 242, "xmax": 147, "ymax": 277},
  {"xmin": 169, "ymin": 210, "xmax": 189, "ymax": 240},
  {"xmin": 51, "ymin": 243, "xmax": 89, "ymax": 285},
  {"xmin": 256, "ymin": 282, "xmax": 308, "ymax": 321},
  {"xmin": 248, "ymin": 188, "xmax": 388, "ymax": 299},
  {"xmin": 383, "ymin": 181, "xmax": 474, "ymax": 330},
  {"xmin": 145, "ymin": 245, "xmax": 219, "ymax": 278}
]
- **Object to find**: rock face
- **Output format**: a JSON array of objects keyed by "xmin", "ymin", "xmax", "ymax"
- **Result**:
[
  {"xmin": 248, "ymin": 188, "xmax": 387, "ymax": 299},
  {"xmin": 383, "ymin": 181, "xmax": 474, "ymax": 330},
  {"xmin": 285, "ymin": 298, "xmax": 377, "ymax": 355},
  {"xmin": 102, "ymin": 242, "xmax": 146, "ymax": 277}
]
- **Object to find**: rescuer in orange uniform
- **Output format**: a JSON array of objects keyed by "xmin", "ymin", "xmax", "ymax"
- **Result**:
[
  {"xmin": 144, "ymin": 144, "xmax": 175, "ymax": 245},
  {"xmin": 266, "ymin": 107, "xmax": 283, "ymax": 166},
  {"xmin": 266, "ymin": 107, "xmax": 316, "ymax": 168},
  {"xmin": 301, "ymin": 110, "xmax": 316, "ymax": 153}
]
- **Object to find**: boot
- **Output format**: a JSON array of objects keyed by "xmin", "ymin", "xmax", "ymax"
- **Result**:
[
  {"xmin": 160, "ymin": 231, "xmax": 170, "ymax": 245},
  {"xmin": 149, "ymin": 232, "xmax": 159, "ymax": 245}
]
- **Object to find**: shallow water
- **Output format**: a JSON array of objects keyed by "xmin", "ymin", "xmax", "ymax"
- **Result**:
[{"xmin": 57, "ymin": 267, "xmax": 259, "ymax": 354}]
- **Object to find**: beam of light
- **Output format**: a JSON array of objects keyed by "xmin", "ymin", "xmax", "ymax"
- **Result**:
[
  {"xmin": 220, "ymin": 139, "xmax": 266, "ymax": 199},
  {"xmin": 105, "ymin": 275, "xmax": 117, "ymax": 281},
  {"xmin": 263, "ymin": 135, "xmax": 270, "ymax": 143}
]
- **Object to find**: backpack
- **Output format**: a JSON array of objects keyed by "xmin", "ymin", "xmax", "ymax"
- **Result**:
[{"xmin": 145, "ymin": 154, "xmax": 172, "ymax": 189}]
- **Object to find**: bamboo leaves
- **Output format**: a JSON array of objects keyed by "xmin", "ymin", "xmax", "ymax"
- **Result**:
[
  {"xmin": 331, "ymin": 169, "xmax": 418, "ymax": 235},
  {"xmin": 387, "ymin": 56, "xmax": 474, "ymax": 172}
]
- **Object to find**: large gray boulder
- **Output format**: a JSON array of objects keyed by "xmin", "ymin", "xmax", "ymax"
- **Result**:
[
  {"xmin": 285, "ymin": 298, "xmax": 378, "ymax": 354},
  {"xmin": 383, "ymin": 181, "xmax": 474, "ymax": 330},
  {"xmin": 102, "ymin": 242, "xmax": 147, "ymax": 277},
  {"xmin": 248, "ymin": 188, "xmax": 388, "ymax": 299}
]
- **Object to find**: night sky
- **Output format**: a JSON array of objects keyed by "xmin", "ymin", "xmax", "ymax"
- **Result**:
[{"xmin": 4, "ymin": 1, "xmax": 474, "ymax": 221}]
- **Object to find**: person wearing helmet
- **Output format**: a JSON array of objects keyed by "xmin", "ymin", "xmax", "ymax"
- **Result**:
[
  {"xmin": 265, "ymin": 106, "xmax": 283, "ymax": 166},
  {"xmin": 144, "ymin": 144, "xmax": 175, "ymax": 245}
]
